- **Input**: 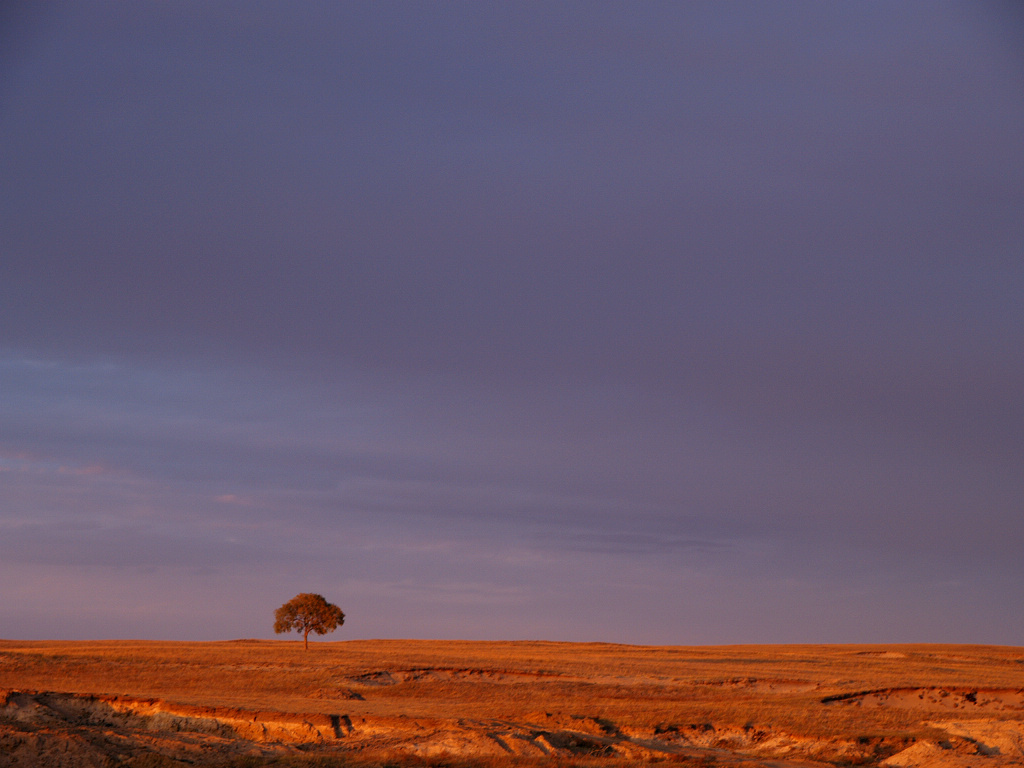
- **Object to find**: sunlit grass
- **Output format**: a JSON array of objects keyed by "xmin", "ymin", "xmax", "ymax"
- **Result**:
[{"xmin": 2, "ymin": 639, "xmax": 1022, "ymax": 744}]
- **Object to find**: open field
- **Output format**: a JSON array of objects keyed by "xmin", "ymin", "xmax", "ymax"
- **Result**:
[{"xmin": 1, "ymin": 640, "xmax": 1022, "ymax": 767}]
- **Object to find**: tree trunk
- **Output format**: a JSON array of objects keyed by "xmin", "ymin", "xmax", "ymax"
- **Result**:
[{"xmin": 304, "ymin": 630, "xmax": 309, "ymax": 650}]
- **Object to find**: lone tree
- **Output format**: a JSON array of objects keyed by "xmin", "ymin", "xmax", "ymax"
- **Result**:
[{"xmin": 273, "ymin": 593, "xmax": 345, "ymax": 650}]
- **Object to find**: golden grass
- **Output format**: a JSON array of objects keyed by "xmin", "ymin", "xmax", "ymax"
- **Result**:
[{"xmin": 2, "ymin": 639, "xmax": 1022, "ymax": 744}]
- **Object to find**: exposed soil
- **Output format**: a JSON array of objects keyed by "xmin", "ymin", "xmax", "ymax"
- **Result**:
[
  {"xmin": 345, "ymin": 667, "xmax": 567, "ymax": 686},
  {"xmin": 0, "ymin": 688, "xmax": 848, "ymax": 766},
  {"xmin": 822, "ymin": 688, "xmax": 1024, "ymax": 713},
  {"xmin": 2, "ymin": 686, "xmax": 1021, "ymax": 767}
]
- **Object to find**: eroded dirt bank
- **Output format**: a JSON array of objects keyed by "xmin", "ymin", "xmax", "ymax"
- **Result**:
[
  {"xmin": 2, "ymin": 687, "xmax": 1023, "ymax": 767},
  {"xmin": 0, "ymin": 687, "xmax": 848, "ymax": 766}
]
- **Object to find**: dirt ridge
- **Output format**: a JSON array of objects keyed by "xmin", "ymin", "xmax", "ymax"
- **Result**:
[
  {"xmin": 822, "ymin": 687, "xmax": 1024, "ymax": 712},
  {"xmin": 0, "ymin": 688, "xmax": 845, "ymax": 766}
]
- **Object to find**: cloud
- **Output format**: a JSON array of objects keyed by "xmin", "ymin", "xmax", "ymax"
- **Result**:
[{"xmin": 0, "ymin": 3, "xmax": 1021, "ymax": 642}]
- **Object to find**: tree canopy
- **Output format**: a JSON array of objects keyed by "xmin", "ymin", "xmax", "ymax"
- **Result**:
[{"xmin": 273, "ymin": 593, "xmax": 345, "ymax": 650}]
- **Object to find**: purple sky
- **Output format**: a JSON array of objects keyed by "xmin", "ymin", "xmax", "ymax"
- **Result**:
[{"xmin": 1, "ymin": 1, "xmax": 1023, "ymax": 644}]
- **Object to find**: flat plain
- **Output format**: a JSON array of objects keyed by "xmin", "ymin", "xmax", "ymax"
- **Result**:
[{"xmin": 1, "ymin": 640, "xmax": 1022, "ymax": 767}]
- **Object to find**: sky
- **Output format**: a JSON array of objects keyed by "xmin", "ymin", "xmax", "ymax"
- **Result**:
[{"xmin": 1, "ymin": 1, "xmax": 1022, "ymax": 645}]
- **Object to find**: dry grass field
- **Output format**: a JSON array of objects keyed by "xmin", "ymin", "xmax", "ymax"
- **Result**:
[{"xmin": 1, "ymin": 640, "xmax": 1022, "ymax": 767}]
